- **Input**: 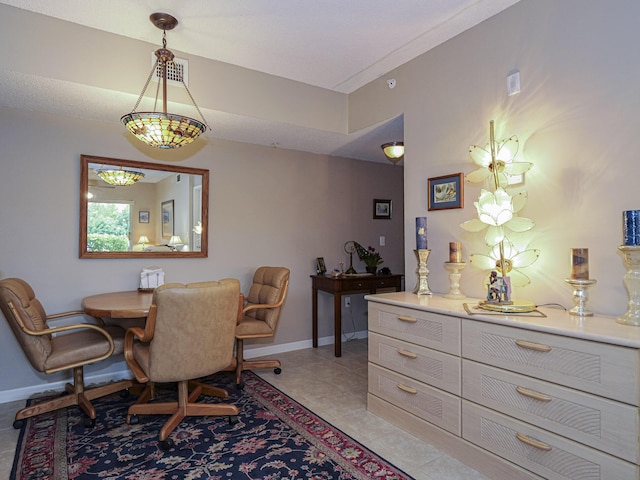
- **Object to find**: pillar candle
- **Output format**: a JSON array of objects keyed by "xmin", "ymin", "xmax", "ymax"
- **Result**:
[
  {"xmin": 623, "ymin": 210, "xmax": 640, "ymax": 246},
  {"xmin": 570, "ymin": 248, "xmax": 589, "ymax": 280},
  {"xmin": 449, "ymin": 242, "xmax": 462, "ymax": 263},
  {"xmin": 416, "ymin": 217, "xmax": 428, "ymax": 250}
]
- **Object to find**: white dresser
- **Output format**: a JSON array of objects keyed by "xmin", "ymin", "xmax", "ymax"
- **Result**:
[{"xmin": 366, "ymin": 292, "xmax": 640, "ymax": 480}]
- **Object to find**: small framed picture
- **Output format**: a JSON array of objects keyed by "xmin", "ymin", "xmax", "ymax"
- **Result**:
[
  {"xmin": 316, "ymin": 257, "xmax": 327, "ymax": 275},
  {"xmin": 139, "ymin": 211, "xmax": 150, "ymax": 223},
  {"xmin": 161, "ymin": 200, "xmax": 174, "ymax": 237},
  {"xmin": 428, "ymin": 173, "xmax": 464, "ymax": 211},
  {"xmin": 373, "ymin": 199, "xmax": 392, "ymax": 219}
]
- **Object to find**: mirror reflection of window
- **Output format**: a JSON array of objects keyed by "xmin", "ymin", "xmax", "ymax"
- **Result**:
[{"xmin": 87, "ymin": 202, "xmax": 131, "ymax": 251}]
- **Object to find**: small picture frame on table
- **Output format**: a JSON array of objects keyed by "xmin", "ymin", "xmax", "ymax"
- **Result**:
[
  {"xmin": 373, "ymin": 199, "xmax": 392, "ymax": 219},
  {"xmin": 139, "ymin": 211, "xmax": 149, "ymax": 223},
  {"xmin": 428, "ymin": 173, "xmax": 464, "ymax": 211},
  {"xmin": 316, "ymin": 257, "xmax": 327, "ymax": 275}
]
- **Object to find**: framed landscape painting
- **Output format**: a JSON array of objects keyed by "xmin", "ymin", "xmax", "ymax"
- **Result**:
[{"xmin": 428, "ymin": 173, "xmax": 464, "ymax": 211}]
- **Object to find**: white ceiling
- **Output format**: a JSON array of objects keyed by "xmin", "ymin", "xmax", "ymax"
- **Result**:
[{"xmin": 0, "ymin": 0, "xmax": 520, "ymax": 162}]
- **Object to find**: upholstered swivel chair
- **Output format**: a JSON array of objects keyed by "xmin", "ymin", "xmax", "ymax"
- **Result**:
[
  {"xmin": 124, "ymin": 280, "xmax": 240, "ymax": 450},
  {"xmin": 0, "ymin": 278, "xmax": 133, "ymax": 428},
  {"xmin": 233, "ymin": 266, "xmax": 290, "ymax": 387}
]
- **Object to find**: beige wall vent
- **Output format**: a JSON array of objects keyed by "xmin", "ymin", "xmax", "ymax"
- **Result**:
[{"xmin": 150, "ymin": 53, "xmax": 189, "ymax": 87}]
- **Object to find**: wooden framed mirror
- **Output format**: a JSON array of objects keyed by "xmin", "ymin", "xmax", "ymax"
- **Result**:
[{"xmin": 80, "ymin": 154, "xmax": 209, "ymax": 258}]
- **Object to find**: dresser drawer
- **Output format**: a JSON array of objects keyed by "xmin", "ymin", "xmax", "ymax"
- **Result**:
[
  {"xmin": 463, "ymin": 360, "xmax": 639, "ymax": 463},
  {"xmin": 368, "ymin": 363, "xmax": 461, "ymax": 435},
  {"xmin": 369, "ymin": 332, "xmax": 460, "ymax": 395},
  {"xmin": 462, "ymin": 401, "xmax": 638, "ymax": 480},
  {"xmin": 462, "ymin": 320, "xmax": 639, "ymax": 405},
  {"xmin": 369, "ymin": 302, "xmax": 460, "ymax": 355}
]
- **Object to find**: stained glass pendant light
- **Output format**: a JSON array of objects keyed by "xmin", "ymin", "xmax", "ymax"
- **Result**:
[{"xmin": 121, "ymin": 13, "xmax": 209, "ymax": 149}]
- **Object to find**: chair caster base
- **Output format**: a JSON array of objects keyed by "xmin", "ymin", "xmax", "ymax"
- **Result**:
[
  {"xmin": 228, "ymin": 415, "xmax": 238, "ymax": 425},
  {"xmin": 274, "ymin": 367, "xmax": 282, "ymax": 375},
  {"xmin": 83, "ymin": 417, "xmax": 96, "ymax": 428},
  {"xmin": 159, "ymin": 438, "xmax": 174, "ymax": 451},
  {"xmin": 13, "ymin": 419, "xmax": 24, "ymax": 429}
]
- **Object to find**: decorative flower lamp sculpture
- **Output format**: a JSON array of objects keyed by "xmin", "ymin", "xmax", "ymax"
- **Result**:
[{"xmin": 460, "ymin": 120, "xmax": 538, "ymax": 312}]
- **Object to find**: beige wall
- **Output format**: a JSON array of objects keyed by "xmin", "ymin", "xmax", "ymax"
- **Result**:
[
  {"xmin": 351, "ymin": 0, "xmax": 640, "ymax": 315},
  {"xmin": 4, "ymin": 0, "xmax": 638, "ymax": 397},
  {"xmin": 0, "ymin": 106, "xmax": 404, "ymax": 395}
]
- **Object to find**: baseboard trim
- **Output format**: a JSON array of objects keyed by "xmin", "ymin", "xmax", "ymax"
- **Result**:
[
  {"xmin": 0, "ymin": 370, "xmax": 135, "ymax": 404},
  {"xmin": 0, "ymin": 331, "xmax": 368, "ymax": 404}
]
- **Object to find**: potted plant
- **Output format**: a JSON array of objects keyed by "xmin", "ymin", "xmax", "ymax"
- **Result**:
[{"xmin": 354, "ymin": 242, "xmax": 384, "ymax": 274}]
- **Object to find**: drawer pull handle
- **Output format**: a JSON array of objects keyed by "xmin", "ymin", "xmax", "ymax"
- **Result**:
[
  {"xmin": 397, "ymin": 349, "xmax": 417, "ymax": 359},
  {"xmin": 397, "ymin": 315, "xmax": 417, "ymax": 323},
  {"xmin": 516, "ymin": 432, "xmax": 552, "ymax": 451},
  {"xmin": 397, "ymin": 383, "xmax": 417, "ymax": 394},
  {"xmin": 516, "ymin": 386, "xmax": 552, "ymax": 402},
  {"xmin": 515, "ymin": 339, "xmax": 552, "ymax": 352}
]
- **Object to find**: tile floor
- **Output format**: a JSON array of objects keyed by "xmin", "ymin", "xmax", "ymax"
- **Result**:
[{"xmin": 0, "ymin": 339, "xmax": 489, "ymax": 480}]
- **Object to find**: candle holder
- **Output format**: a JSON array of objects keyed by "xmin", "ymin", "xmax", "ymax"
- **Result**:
[
  {"xmin": 413, "ymin": 249, "xmax": 432, "ymax": 295},
  {"xmin": 617, "ymin": 245, "xmax": 640, "ymax": 326},
  {"xmin": 564, "ymin": 278, "xmax": 597, "ymax": 317},
  {"xmin": 444, "ymin": 262, "xmax": 466, "ymax": 299}
]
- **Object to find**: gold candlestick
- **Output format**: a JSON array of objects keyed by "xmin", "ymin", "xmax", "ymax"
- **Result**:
[
  {"xmin": 413, "ymin": 249, "xmax": 432, "ymax": 295},
  {"xmin": 564, "ymin": 278, "xmax": 597, "ymax": 317},
  {"xmin": 617, "ymin": 245, "xmax": 640, "ymax": 326},
  {"xmin": 444, "ymin": 262, "xmax": 466, "ymax": 299}
]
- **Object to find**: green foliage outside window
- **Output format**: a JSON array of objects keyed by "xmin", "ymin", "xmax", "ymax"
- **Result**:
[{"xmin": 87, "ymin": 202, "xmax": 130, "ymax": 251}]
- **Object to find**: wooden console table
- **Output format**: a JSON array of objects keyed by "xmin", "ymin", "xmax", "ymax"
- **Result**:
[{"xmin": 310, "ymin": 274, "xmax": 403, "ymax": 356}]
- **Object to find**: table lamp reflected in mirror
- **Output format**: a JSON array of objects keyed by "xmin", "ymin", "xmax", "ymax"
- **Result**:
[
  {"xmin": 137, "ymin": 235, "xmax": 151, "ymax": 251},
  {"xmin": 168, "ymin": 235, "xmax": 184, "ymax": 252}
]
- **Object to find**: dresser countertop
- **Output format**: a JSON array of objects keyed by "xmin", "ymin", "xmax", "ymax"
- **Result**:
[{"xmin": 365, "ymin": 292, "xmax": 640, "ymax": 349}]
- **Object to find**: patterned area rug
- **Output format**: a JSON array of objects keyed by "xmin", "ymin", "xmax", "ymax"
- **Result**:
[{"xmin": 11, "ymin": 371, "xmax": 413, "ymax": 479}]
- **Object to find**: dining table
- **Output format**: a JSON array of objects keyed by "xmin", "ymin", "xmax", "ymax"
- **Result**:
[{"xmin": 82, "ymin": 290, "xmax": 153, "ymax": 319}]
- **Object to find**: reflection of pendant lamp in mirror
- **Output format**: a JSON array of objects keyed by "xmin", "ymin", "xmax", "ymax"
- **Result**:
[
  {"xmin": 381, "ymin": 142, "xmax": 404, "ymax": 165},
  {"xmin": 343, "ymin": 241, "xmax": 357, "ymax": 274},
  {"xmin": 121, "ymin": 13, "xmax": 209, "ymax": 149},
  {"xmin": 96, "ymin": 166, "xmax": 145, "ymax": 186}
]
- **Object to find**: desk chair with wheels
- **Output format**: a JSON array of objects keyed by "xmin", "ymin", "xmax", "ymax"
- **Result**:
[
  {"xmin": 234, "ymin": 266, "xmax": 290, "ymax": 387},
  {"xmin": 124, "ymin": 280, "xmax": 240, "ymax": 450},
  {"xmin": 0, "ymin": 278, "xmax": 132, "ymax": 428}
]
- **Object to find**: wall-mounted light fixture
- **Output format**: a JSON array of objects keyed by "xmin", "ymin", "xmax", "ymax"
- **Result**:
[{"xmin": 381, "ymin": 142, "xmax": 404, "ymax": 165}]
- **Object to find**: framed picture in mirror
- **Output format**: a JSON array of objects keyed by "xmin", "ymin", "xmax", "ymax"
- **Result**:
[{"xmin": 161, "ymin": 200, "xmax": 174, "ymax": 237}]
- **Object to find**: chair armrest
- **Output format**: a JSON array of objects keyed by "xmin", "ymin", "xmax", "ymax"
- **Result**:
[
  {"xmin": 123, "ymin": 304, "xmax": 157, "ymax": 383},
  {"xmin": 47, "ymin": 310, "xmax": 106, "ymax": 327},
  {"xmin": 46, "ymin": 310, "xmax": 85, "ymax": 320},
  {"xmin": 7, "ymin": 299, "xmax": 116, "ymax": 372}
]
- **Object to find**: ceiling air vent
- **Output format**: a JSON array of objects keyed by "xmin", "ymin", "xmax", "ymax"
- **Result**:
[{"xmin": 150, "ymin": 52, "xmax": 189, "ymax": 88}]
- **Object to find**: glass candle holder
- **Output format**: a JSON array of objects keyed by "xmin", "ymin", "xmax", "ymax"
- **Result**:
[
  {"xmin": 617, "ymin": 245, "xmax": 640, "ymax": 326},
  {"xmin": 444, "ymin": 261, "xmax": 466, "ymax": 299},
  {"xmin": 413, "ymin": 249, "xmax": 432, "ymax": 296},
  {"xmin": 564, "ymin": 278, "xmax": 597, "ymax": 317}
]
